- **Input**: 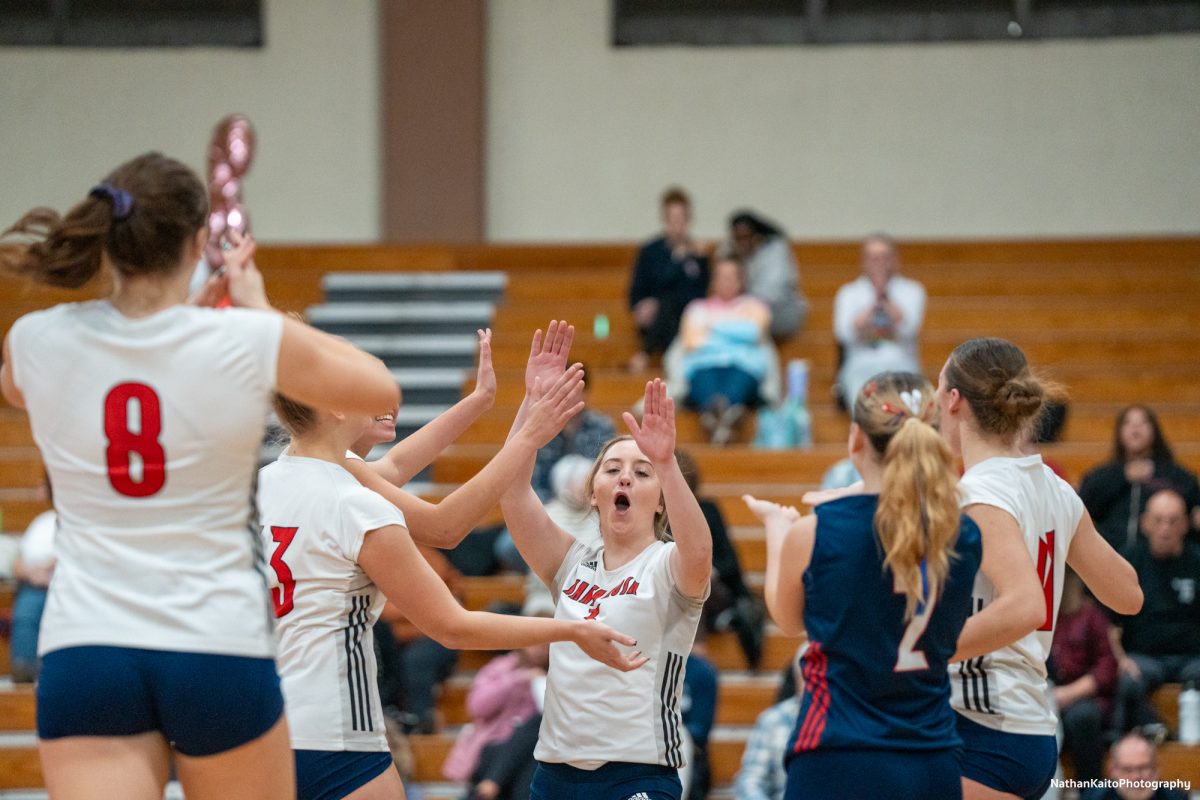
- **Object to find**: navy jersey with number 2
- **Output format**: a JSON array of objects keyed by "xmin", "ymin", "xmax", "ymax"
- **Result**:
[{"xmin": 783, "ymin": 494, "xmax": 982, "ymax": 800}]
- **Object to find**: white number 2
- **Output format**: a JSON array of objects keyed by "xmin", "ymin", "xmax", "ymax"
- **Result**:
[{"xmin": 894, "ymin": 566, "xmax": 938, "ymax": 673}]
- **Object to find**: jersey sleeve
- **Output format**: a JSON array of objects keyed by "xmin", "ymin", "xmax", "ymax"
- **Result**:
[
  {"xmin": 660, "ymin": 541, "xmax": 710, "ymax": 608},
  {"xmin": 4, "ymin": 308, "xmax": 52, "ymax": 393},
  {"xmin": 959, "ymin": 471, "xmax": 1021, "ymax": 520},
  {"xmin": 549, "ymin": 538, "xmax": 593, "ymax": 599},
  {"xmin": 1052, "ymin": 472, "xmax": 1086, "ymax": 539},
  {"xmin": 220, "ymin": 308, "xmax": 285, "ymax": 394},
  {"xmin": 337, "ymin": 487, "xmax": 407, "ymax": 563}
]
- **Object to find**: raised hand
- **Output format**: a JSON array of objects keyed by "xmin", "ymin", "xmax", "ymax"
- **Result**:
[
  {"xmin": 470, "ymin": 328, "xmax": 496, "ymax": 406},
  {"xmin": 223, "ymin": 230, "xmax": 270, "ymax": 311},
  {"xmin": 743, "ymin": 494, "xmax": 802, "ymax": 528},
  {"xmin": 525, "ymin": 320, "xmax": 574, "ymax": 396},
  {"xmin": 622, "ymin": 378, "xmax": 675, "ymax": 466},
  {"xmin": 188, "ymin": 269, "xmax": 229, "ymax": 308},
  {"xmin": 572, "ymin": 620, "xmax": 649, "ymax": 673},
  {"xmin": 521, "ymin": 365, "xmax": 585, "ymax": 448}
]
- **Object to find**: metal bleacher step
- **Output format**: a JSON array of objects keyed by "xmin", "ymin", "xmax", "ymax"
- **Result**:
[
  {"xmin": 307, "ymin": 302, "xmax": 495, "ymax": 336},
  {"xmin": 340, "ymin": 334, "xmax": 481, "ymax": 370},
  {"xmin": 322, "ymin": 271, "xmax": 506, "ymax": 305}
]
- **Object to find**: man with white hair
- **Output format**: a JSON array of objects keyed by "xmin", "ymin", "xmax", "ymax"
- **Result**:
[{"xmin": 1081, "ymin": 732, "xmax": 1187, "ymax": 800}]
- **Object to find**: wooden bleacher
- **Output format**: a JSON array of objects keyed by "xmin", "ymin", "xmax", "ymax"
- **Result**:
[{"xmin": 2, "ymin": 238, "xmax": 1199, "ymax": 796}]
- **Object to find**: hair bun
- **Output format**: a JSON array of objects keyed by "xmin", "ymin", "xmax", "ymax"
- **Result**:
[{"xmin": 994, "ymin": 376, "xmax": 1044, "ymax": 421}]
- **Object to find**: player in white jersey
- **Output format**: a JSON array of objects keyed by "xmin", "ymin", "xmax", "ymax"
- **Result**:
[
  {"xmin": 261, "ymin": 362, "xmax": 644, "ymax": 800},
  {"xmin": 936, "ymin": 337, "xmax": 1143, "ymax": 800},
  {"xmin": 0, "ymin": 152, "xmax": 397, "ymax": 800},
  {"xmin": 500, "ymin": 324, "xmax": 712, "ymax": 800}
]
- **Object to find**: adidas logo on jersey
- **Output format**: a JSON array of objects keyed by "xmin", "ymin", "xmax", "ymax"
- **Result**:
[
  {"xmin": 624, "ymin": 794, "xmax": 651, "ymax": 800},
  {"xmin": 582, "ymin": 560, "xmax": 597, "ymax": 569}
]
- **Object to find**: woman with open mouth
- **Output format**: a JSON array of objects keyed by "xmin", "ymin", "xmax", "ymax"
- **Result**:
[{"xmin": 499, "ymin": 321, "xmax": 713, "ymax": 800}]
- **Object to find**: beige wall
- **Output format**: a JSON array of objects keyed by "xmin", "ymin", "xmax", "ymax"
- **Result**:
[
  {"xmin": 0, "ymin": 0, "xmax": 381, "ymax": 242},
  {"xmin": 486, "ymin": 1, "xmax": 1200, "ymax": 241}
]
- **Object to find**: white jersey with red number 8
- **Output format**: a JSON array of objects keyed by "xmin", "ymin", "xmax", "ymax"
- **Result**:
[{"xmin": 7, "ymin": 300, "xmax": 283, "ymax": 658}]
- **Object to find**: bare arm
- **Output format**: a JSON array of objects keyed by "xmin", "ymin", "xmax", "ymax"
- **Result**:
[
  {"xmin": 950, "ymin": 504, "xmax": 1045, "ymax": 663},
  {"xmin": 626, "ymin": 379, "xmax": 712, "ymax": 599},
  {"xmin": 745, "ymin": 496, "xmax": 811, "ymax": 637},
  {"xmin": 347, "ymin": 366, "xmax": 585, "ymax": 549},
  {"xmin": 359, "ymin": 523, "xmax": 645, "ymax": 670},
  {"xmin": 365, "ymin": 329, "xmax": 496, "ymax": 486},
  {"xmin": 1, "ymin": 334, "xmax": 23, "ymax": 409},
  {"xmin": 1066, "ymin": 509, "xmax": 1143, "ymax": 616}
]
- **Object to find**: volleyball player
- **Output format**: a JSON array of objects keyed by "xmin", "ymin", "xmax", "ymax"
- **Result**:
[
  {"xmin": 745, "ymin": 372, "xmax": 982, "ymax": 800},
  {"xmin": 259, "ymin": 364, "xmax": 645, "ymax": 800},
  {"xmin": 936, "ymin": 337, "xmax": 1143, "ymax": 800},
  {"xmin": 499, "ymin": 352, "xmax": 712, "ymax": 800},
  {"xmin": 0, "ymin": 152, "xmax": 398, "ymax": 800}
]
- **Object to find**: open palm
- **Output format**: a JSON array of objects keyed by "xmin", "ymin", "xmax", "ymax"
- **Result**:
[
  {"xmin": 525, "ymin": 320, "xmax": 575, "ymax": 396},
  {"xmin": 623, "ymin": 378, "xmax": 676, "ymax": 465}
]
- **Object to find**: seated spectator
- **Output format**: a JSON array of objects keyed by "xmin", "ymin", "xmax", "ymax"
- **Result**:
[
  {"xmin": 679, "ymin": 253, "xmax": 777, "ymax": 445},
  {"xmin": 734, "ymin": 647, "xmax": 806, "ymax": 800},
  {"xmin": 627, "ymin": 187, "xmax": 710, "ymax": 373},
  {"xmin": 1050, "ymin": 569, "xmax": 1120, "ymax": 780},
  {"xmin": 467, "ymin": 711, "xmax": 541, "ymax": 800},
  {"xmin": 376, "ymin": 545, "xmax": 464, "ymax": 734},
  {"xmin": 832, "ymin": 234, "xmax": 926, "ymax": 408},
  {"xmin": 676, "ymin": 449, "xmax": 763, "ymax": 669},
  {"xmin": 1080, "ymin": 732, "xmax": 1188, "ymax": 800},
  {"xmin": 520, "ymin": 455, "xmax": 602, "ymax": 618},
  {"xmin": 10, "ymin": 475, "xmax": 55, "ymax": 684},
  {"xmin": 1079, "ymin": 405, "xmax": 1200, "ymax": 552},
  {"xmin": 444, "ymin": 642, "xmax": 548, "ymax": 785},
  {"xmin": 1111, "ymin": 489, "xmax": 1200, "ymax": 733},
  {"xmin": 729, "ymin": 210, "xmax": 808, "ymax": 341}
]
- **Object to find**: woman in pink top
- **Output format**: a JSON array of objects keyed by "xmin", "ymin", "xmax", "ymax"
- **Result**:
[{"xmin": 678, "ymin": 253, "xmax": 773, "ymax": 444}]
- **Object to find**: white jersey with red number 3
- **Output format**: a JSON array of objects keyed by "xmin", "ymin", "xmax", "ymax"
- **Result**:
[
  {"xmin": 7, "ymin": 300, "xmax": 283, "ymax": 658},
  {"xmin": 256, "ymin": 452, "xmax": 405, "ymax": 751},
  {"xmin": 950, "ymin": 454, "xmax": 1084, "ymax": 735}
]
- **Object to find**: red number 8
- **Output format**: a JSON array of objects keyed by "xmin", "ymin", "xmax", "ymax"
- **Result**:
[{"xmin": 104, "ymin": 383, "xmax": 166, "ymax": 497}]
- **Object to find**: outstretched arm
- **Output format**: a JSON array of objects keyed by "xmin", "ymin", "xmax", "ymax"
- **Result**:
[
  {"xmin": 745, "ymin": 496, "xmax": 811, "ymax": 637},
  {"xmin": 346, "ymin": 366, "xmax": 586, "ymax": 549},
  {"xmin": 360, "ymin": 523, "xmax": 646, "ymax": 670},
  {"xmin": 363, "ymin": 329, "xmax": 497, "ymax": 486},
  {"xmin": 626, "ymin": 379, "xmax": 712, "ymax": 599}
]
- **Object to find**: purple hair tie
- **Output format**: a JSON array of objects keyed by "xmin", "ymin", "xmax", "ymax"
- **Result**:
[{"xmin": 89, "ymin": 183, "xmax": 134, "ymax": 221}]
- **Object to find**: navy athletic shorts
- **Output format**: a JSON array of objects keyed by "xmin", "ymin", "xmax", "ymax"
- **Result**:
[
  {"xmin": 783, "ymin": 746, "xmax": 962, "ymax": 800},
  {"xmin": 294, "ymin": 749, "xmax": 393, "ymax": 800},
  {"xmin": 957, "ymin": 714, "xmax": 1059, "ymax": 800},
  {"xmin": 531, "ymin": 760, "xmax": 682, "ymax": 800},
  {"xmin": 37, "ymin": 645, "xmax": 283, "ymax": 757}
]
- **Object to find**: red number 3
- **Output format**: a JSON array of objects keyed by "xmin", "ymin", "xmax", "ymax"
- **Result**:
[
  {"xmin": 104, "ymin": 383, "xmax": 166, "ymax": 497},
  {"xmin": 269, "ymin": 526, "xmax": 298, "ymax": 617}
]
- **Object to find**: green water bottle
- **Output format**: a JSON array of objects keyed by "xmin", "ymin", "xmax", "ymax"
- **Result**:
[{"xmin": 593, "ymin": 313, "xmax": 610, "ymax": 340}]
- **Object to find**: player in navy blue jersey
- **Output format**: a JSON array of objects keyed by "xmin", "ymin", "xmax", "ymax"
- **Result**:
[{"xmin": 746, "ymin": 371, "xmax": 982, "ymax": 800}]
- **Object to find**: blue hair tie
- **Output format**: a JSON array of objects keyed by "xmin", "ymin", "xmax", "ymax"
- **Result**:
[{"xmin": 89, "ymin": 183, "xmax": 134, "ymax": 221}]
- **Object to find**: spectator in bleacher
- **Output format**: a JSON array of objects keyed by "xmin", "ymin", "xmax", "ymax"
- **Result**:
[
  {"xmin": 734, "ymin": 647, "xmax": 806, "ymax": 800},
  {"xmin": 443, "ymin": 641, "xmax": 548, "ymax": 784},
  {"xmin": 1079, "ymin": 405, "xmax": 1200, "ymax": 552},
  {"xmin": 1049, "ymin": 569, "xmax": 1120, "ymax": 781},
  {"xmin": 1111, "ymin": 489, "xmax": 1200, "ymax": 733},
  {"xmin": 729, "ymin": 210, "xmax": 808, "ymax": 341},
  {"xmin": 1080, "ymin": 732, "xmax": 1188, "ymax": 800},
  {"xmin": 676, "ymin": 448, "xmax": 764, "ymax": 670},
  {"xmin": 627, "ymin": 187, "xmax": 710, "ymax": 373},
  {"xmin": 679, "ymin": 253, "xmax": 776, "ymax": 445},
  {"xmin": 10, "ymin": 475, "xmax": 55, "ymax": 684},
  {"xmin": 833, "ymin": 234, "xmax": 926, "ymax": 409},
  {"xmin": 376, "ymin": 546, "xmax": 465, "ymax": 734}
]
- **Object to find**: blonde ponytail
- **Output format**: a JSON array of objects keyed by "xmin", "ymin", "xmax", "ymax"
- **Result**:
[{"xmin": 875, "ymin": 417, "xmax": 961, "ymax": 620}]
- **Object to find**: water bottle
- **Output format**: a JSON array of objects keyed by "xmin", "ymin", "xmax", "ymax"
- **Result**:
[
  {"xmin": 593, "ymin": 313, "xmax": 609, "ymax": 341},
  {"xmin": 786, "ymin": 359, "xmax": 813, "ymax": 449},
  {"xmin": 1180, "ymin": 681, "xmax": 1200, "ymax": 745}
]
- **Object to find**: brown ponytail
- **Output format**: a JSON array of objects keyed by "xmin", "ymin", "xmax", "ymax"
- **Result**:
[
  {"xmin": 0, "ymin": 152, "xmax": 207, "ymax": 288},
  {"xmin": 854, "ymin": 372, "xmax": 961, "ymax": 620}
]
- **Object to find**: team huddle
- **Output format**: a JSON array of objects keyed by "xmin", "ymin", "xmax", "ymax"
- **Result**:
[{"xmin": 0, "ymin": 152, "xmax": 1144, "ymax": 800}]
